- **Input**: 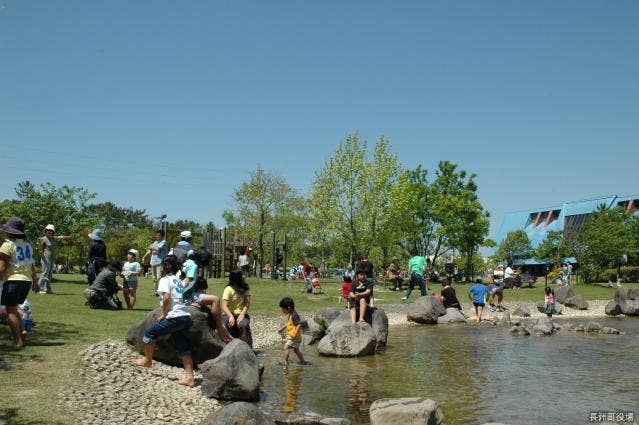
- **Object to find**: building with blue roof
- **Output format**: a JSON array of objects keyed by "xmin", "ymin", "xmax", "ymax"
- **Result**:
[{"xmin": 490, "ymin": 194, "xmax": 638, "ymax": 269}]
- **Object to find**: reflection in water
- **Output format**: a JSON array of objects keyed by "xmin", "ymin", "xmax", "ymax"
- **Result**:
[
  {"xmin": 282, "ymin": 367, "xmax": 302, "ymax": 413},
  {"xmin": 258, "ymin": 318, "xmax": 639, "ymax": 425},
  {"xmin": 345, "ymin": 367, "xmax": 372, "ymax": 423}
]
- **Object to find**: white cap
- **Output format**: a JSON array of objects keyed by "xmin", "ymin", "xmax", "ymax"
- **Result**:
[
  {"xmin": 180, "ymin": 230, "xmax": 192, "ymax": 238},
  {"xmin": 128, "ymin": 249, "xmax": 139, "ymax": 256},
  {"xmin": 45, "ymin": 224, "xmax": 55, "ymax": 232}
]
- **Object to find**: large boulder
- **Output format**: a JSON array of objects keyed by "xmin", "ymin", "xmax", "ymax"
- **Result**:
[
  {"xmin": 200, "ymin": 339, "xmax": 261, "ymax": 401},
  {"xmin": 512, "ymin": 304, "xmax": 531, "ymax": 317},
  {"xmin": 407, "ymin": 296, "xmax": 446, "ymax": 324},
  {"xmin": 125, "ymin": 306, "xmax": 225, "ymax": 367},
  {"xmin": 536, "ymin": 302, "xmax": 564, "ymax": 315},
  {"xmin": 555, "ymin": 286, "xmax": 575, "ymax": 304},
  {"xmin": 532, "ymin": 320, "xmax": 554, "ymax": 336},
  {"xmin": 317, "ymin": 308, "xmax": 388, "ymax": 356},
  {"xmin": 301, "ymin": 317, "xmax": 324, "ymax": 345},
  {"xmin": 199, "ymin": 402, "xmax": 274, "ymax": 425},
  {"xmin": 369, "ymin": 398, "xmax": 444, "ymax": 425},
  {"xmin": 314, "ymin": 307, "xmax": 342, "ymax": 332},
  {"xmin": 605, "ymin": 300, "xmax": 622, "ymax": 316},
  {"xmin": 613, "ymin": 288, "xmax": 639, "ymax": 315},
  {"xmin": 564, "ymin": 295, "xmax": 589, "ymax": 310},
  {"xmin": 437, "ymin": 308, "xmax": 467, "ymax": 324}
]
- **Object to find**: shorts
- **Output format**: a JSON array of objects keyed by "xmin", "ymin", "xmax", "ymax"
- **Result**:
[
  {"xmin": 473, "ymin": 302, "xmax": 485, "ymax": 308},
  {"xmin": 285, "ymin": 337, "xmax": 301, "ymax": 349},
  {"xmin": 123, "ymin": 279, "xmax": 138, "ymax": 290},
  {"xmin": 1, "ymin": 281, "xmax": 31, "ymax": 307},
  {"xmin": 349, "ymin": 296, "xmax": 370, "ymax": 309}
]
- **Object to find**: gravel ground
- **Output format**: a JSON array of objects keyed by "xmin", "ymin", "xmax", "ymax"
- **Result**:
[{"xmin": 63, "ymin": 299, "xmax": 613, "ymax": 424}]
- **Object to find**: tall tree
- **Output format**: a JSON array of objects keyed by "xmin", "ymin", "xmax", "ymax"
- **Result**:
[
  {"xmin": 225, "ymin": 168, "xmax": 304, "ymax": 277},
  {"xmin": 534, "ymin": 231, "xmax": 572, "ymax": 266},
  {"xmin": 494, "ymin": 230, "xmax": 533, "ymax": 264}
]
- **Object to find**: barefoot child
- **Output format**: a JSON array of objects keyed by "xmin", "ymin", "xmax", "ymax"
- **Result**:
[
  {"xmin": 132, "ymin": 255, "xmax": 194, "ymax": 387},
  {"xmin": 339, "ymin": 276, "xmax": 352, "ymax": 305},
  {"xmin": 189, "ymin": 277, "xmax": 233, "ymax": 343},
  {"xmin": 122, "ymin": 249, "xmax": 141, "ymax": 309},
  {"xmin": 277, "ymin": 297, "xmax": 306, "ymax": 368},
  {"xmin": 544, "ymin": 287, "xmax": 557, "ymax": 320},
  {"xmin": 468, "ymin": 279, "xmax": 491, "ymax": 324},
  {"xmin": 349, "ymin": 270, "xmax": 372, "ymax": 324}
]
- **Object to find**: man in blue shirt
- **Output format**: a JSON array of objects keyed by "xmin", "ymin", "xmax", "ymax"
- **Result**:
[{"xmin": 468, "ymin": 279, "xmax": 491, "ymax": 324}]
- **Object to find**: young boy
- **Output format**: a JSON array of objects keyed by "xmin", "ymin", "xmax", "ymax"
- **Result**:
[
  {"xmin": 277, "ymin": 297, "xmax": 306, "ymax": 368},
  {"xmin": 339, "ymin": 276, "xmax": 352, "ymax": 305},
  {"xmin": 122, "ymin": 249, "xmax": 142, "ymax": 309},
  {"xmin": 349, "ymin": 270, "xmax": 372, "ymax": 324},
  {"xmin": 468, "ymin": 278, "xmax": 491, "ymax": 324}
]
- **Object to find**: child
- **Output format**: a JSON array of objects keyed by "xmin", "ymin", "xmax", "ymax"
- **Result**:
[
  {"xmin": 339, "ymin": 276, "xmax": 352, "ymax": 305},
  {"xmin": 276, "ymin": 297, "xmax": 306, "ymax": 368},
  {"xmin": 132, "ymin": 255, "xmax": 195, "ymax": 387},
  {"xmin": 18, "ymin": 299, "xmax": 33, "ymax": 334},
  {"xmin": 349, "ymin": 270, "xmax": 372, "ymax": 324},
  {"xmin": 468, "ymin": 279, "xmax": 491, "ymax": 324},
  {"xmin": 544, "ymin": 287, "xmax": 557, "ymax": 320},
  {"xmin": 122, "ymin": 249, "xmax": 142, "ymax": 309},
  {"xmin": 189, "ymin": 277, "xmax": 233, "ymax": 343}
]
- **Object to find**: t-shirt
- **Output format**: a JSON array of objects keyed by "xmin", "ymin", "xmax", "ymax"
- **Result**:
[
  {"xmin": 123, "ymin": 261, "xmax": 141, "ymax": 284},
  {"xmin": 469, "ymin": 284, "xmax": 491, "ymax": 304},
  {"xmin": 408, "ymin": 256, "xmax": 426, "ymax": 276},
  {"xmin": 182, "ymin": 259, "xmax": 198, "ymax": 282},
  {"xmin": 172, "ymin": 241, "xmax": 193, "ymax": 263},
  {"xmin": 150, "ymin": 239, "xmax": 167, "ymax": 266},
  {"xmin": 350, "ymin": 279, "xmax": 372, "ymax": 298},
  {"xmin": 341, "ymin": 282, "xmax": 351, "ymax": 298},
  {"xmin": 39, "ymin": 236, "xmax": 56, "ymax": 259},
  {"xmin": 286, "ymin": 311, "xmax": 302, "ymax": 341},
  {"xmin": 545, "ymin": 294, "xmax": 555, "ymax": 305},
  {"xmin": 238, "ymin": 254, "xmax": 249, "ymax": 267},
  {"xmin": 157, "ymin": 274, "xmax": 191, "ymax": 319},
  {"xmin": 0, "ymin": 239, "xmax": 34, "ymax": 282},
  {"xmin": 504, "ymin": 266, "xmax": 516, "ymax": 279},
  {"xmin": 223, "ymin": 285, "xmax": 250, "ymax": 315},
  {"xmin": 441, "ymin": 286, "xmax": 460, "ymax": 308}
]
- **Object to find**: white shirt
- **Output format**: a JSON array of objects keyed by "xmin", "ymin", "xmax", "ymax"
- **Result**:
[
  {"xmin": 156, "ymin": 274, "xmax": 191, "ymax": 319},
  {"xmin": 504, "ymin": 266, "xmax": 516, "ymax": 279},
  {"xmin": 238, "ymin": 254, "xmax": 250, "ymax": 267}
]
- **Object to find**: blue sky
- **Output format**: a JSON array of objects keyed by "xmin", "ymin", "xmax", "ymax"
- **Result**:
[{"xmin": 1, "ymin": 1, "xmax": 638, "ymax": 237}]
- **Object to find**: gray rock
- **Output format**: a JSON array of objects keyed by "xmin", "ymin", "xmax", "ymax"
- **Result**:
[
  {"xmin": 198, "ymin": 402, "xmax": 274, "ymax": 425},
  {"xmin": 369, "ymin": 398, "xmax": 444, "ymax": 425},
  {"xmin": 584, "ymin": 321, "xmax": 603, "ymax": 332},
  {"xmin": 600, "ymin": 326, "xmax": 621, "ymax": 334},
  {"xmin": 614, "ymin": 288, "xmax": 639, "ymax": 315},
  {"xmin": 301, "ymin": 317, "xmax": 324, "ymax": 345},
  {"xmin": 437, "ymin": 308, "xmax": 467, "ymax": 324},
  {"xmin": 273, "ymin": 412, "xmax": 351, "ymax": 425},
  {"xmin": 564, "ymin": 295, "xmax": 589, "ymax": 310},
  {"xmin": 407, "ymin": 296, "xmax": 446, "ymax": 324},
  {"xmin": 125, "ymin": 306, "xmax": 225, "ymax": 367},
  {"xmin": 512, "ymin": 304, "xmax": 531, "ymax": 317},
  {"xmin": 318, "ymin": 321, "xmax": 377, "ymax": 357},
  {"xmin": 314, "ymin": 307, "xmax": 342, "ymax": 331},
  {"xmin": 536, "ymin": 301, "xmax": 563, "ymax": 315},
  {"xmin": 532, "ymin": 321, "xmax": 554, "ymax": 336},
  {"xmin": 510, "ymin": 325, "xmax": 530, "ymax": 336},
  {"xmin": 555, "ymin": 286, "xmax": 575, "ymax": 304},
  {"xmin": 605, "ymin": 300, "xmax": 622, "ymax": 316},
  {"xmin": 200, "ymin": 339, "xmax": 261, "ymax": 401}
]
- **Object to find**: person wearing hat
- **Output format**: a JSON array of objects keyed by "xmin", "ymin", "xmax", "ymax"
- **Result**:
[
  {"xmin": 0, "ymin": 217, "xmax": 39, "ymax": 348},
  {"xmin": 170, "ymin": 230, "xmax": 193, "ymax": 263},
  {"xmin": 84, "ymin": 260, "xmax": 123, "ymax": 310},
  {"xmin": 387, "ymin": 256, "xmax": 403, "ymax": 291},
  {"xmin": 37, "ymin": 224, "xmax": 70, "ymax": 294},
  {"xmin": 122, "ymin": 249, "xmax": 142, "ymax": 309},
  {"xmin": 237, "ymin": 247, "xmax": 252, "ymax": 277},
  {"xmin": 142, "ymin": 229, "xmax": 167, "ymax": 293},
  {"xmin": 87, "ymin": 228, "xmax": 107, "ymax": 284}
]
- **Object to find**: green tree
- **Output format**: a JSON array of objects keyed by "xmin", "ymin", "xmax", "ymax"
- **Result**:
[
  {"xmin": 534, "ymin": 231, "xmax": 572, "ymax": 266},
  {"xmin": 224, "ymin": 167, "xmax": 304, "ymax": 277},
  {"xmin": 494, "ymin": 230, "xmax": 532, "ymax": 264},
  {"xmin": 84, "ymin": 202, "xmax": 152, "ymax": 231}
]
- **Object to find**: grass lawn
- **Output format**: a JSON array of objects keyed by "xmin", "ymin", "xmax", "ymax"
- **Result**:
[{"xmin": 0, "ymin": 273, "xmax": 636, "ymax": 424}]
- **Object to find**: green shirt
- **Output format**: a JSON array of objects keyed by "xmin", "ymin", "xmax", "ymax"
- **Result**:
[{"xmin": 408, "ymin": 256, "xmax": 426, "ymax": 276}]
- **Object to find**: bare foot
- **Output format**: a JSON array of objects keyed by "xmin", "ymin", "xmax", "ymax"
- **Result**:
[
  {"xmin": 176, "ymin": 376, "xmax": 195, "ymax": 387},
  {"xmin": 132, "ymin": 357, "xmax": 152, "ymax": 368}
]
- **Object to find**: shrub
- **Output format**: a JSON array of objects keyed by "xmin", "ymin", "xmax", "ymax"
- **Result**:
[{"xmin": 599, "ymin": 266, "xmax": 639, "ymax": 283}]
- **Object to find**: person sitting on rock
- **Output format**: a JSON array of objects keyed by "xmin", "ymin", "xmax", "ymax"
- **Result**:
[
  {"xmin": 132, "ymin": 255, "xmax": 195, "ymax": 387},
  {"xmin": 83, "ymin": 261, "xmax": 123, "ymax": 310},
  {"xmin": 221, "ymin": 269, "xmax": 252, "ymax": 347},
  {"xmin": 189, "ymin": 276, "xmax": 233, "ymax": 343},
  {"xmin": 349, "ymin": 269, "xmax": 373, "ymax": 324},
  {"xmin": 440, "ymin": 278, "xmax": 461, "ymax": 310}
]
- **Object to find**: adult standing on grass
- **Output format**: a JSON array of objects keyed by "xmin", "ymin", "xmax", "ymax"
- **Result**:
[
  {"xmin": 38, "ymin": 224, "xmax": 69, "ymax": 294},
  {"xmin": 402, "ymin": 248, "xmax": 427, "ymax": 300},
  {"xmin": 222, "ymin": 269, "xmax": 252, "ymax": 347},
  {"xmin": 387, "ymin": 257, "xmax": 403, "ymax": 291},
  {"xmin": 237, "ymin": 247, "xmax": 252, "ymax": 277},
  {"xmin": 171, "ymin": 230, "xmax": 193, "ymax": 263},
  {"xmin": 142, "ymin": 229, "xmax": 167, "ymax": 294},
  {"xmin": 87, "ymin": 228, "xmax": 107, "ymax": 284},
  {"xmin": 0, "ymin": 217, "xmax": 39, "ymax": 349}
]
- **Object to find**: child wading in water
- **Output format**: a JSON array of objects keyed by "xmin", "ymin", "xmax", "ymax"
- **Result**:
[
  {"xmin": 544, "ymin": 287, "xmax": 557, "ymax": 320},
  {"xmin": 277, "ymin": 297, "xmax": 306, "ymax": 368},
  {"xmin": 132, "ymin": 255, "xmax": 195, "ymax": 387},
  {"xmin": 468, "ymin": 279, "xmax": 491, "ymax": 324}
]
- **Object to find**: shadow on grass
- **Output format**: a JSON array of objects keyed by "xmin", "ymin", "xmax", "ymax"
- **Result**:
[{"xmin": 0, "ymin": 408, "xmax": 64, "ymax": 425}]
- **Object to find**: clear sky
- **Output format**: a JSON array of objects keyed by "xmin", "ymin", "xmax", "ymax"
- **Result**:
[{"xmin": 1, "ymin": 0, "xmax": 637, "ymax": 237}]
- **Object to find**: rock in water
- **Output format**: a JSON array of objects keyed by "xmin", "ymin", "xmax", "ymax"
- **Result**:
[
  {"xmin": 605, "ymin": 300, "xmax": 622, "ymax": 316},
  {"xmin": 272, "ymin": 412, "xmax": 351, "ymax": 424},
  {"xmin": 564, "ymin": 295, "xmax": 589, "ymax": 310},
  {"xmin": 200, "ymin": 339, "xmax": 261, "ymax": 401},
  {"xmin": 314, "ymin": 307, "xmax": 342, "ymax": 332},
  {"xmin": 532, "ymin": 320, "xmax": 554, "ymax": 336},
  {"xmin": 555, "ymin": 286, "xmax": 575, "ymax": 304},
  {"xmin": 600, "ymin": 326, "xmax": 621, "ymax": 334},
  {"xmin": 613, "ymin": 288, "xmax": 639, "ymax": 316},
  {"xmin": 437, "ymin": 308, "xmax": 467, "ymax": 324},
  {"xmin": 125, "ymin": 306, "xmax": 225, "ymax": 367},
  {"xmin": 301, "ymin": 317, "xmax": 323, "ymax": 345},
  {"xmin": 584, "ymin": 322, "xmax": 603, "ymax": 332},
  {"xmin": 199, "ymin": 402, "xmax": 274, "ymax": 425},
  {"xmin": 318, "ymin": 321, "xmax": 377, "ymax": 357},
  {"xmin": 510, "ymin": 324, "xmax": 530, "ymax": 336},
  {"xmin": 406, "ymin": 296, "xmax": 446, "ymax": 324},
  {"xmin": 512, "ymin": 304, "xmax": 531, "ymax": 317},
  {"xmin": 369, "ymin": 398, "xmax": 444, "ymax": 425}
]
